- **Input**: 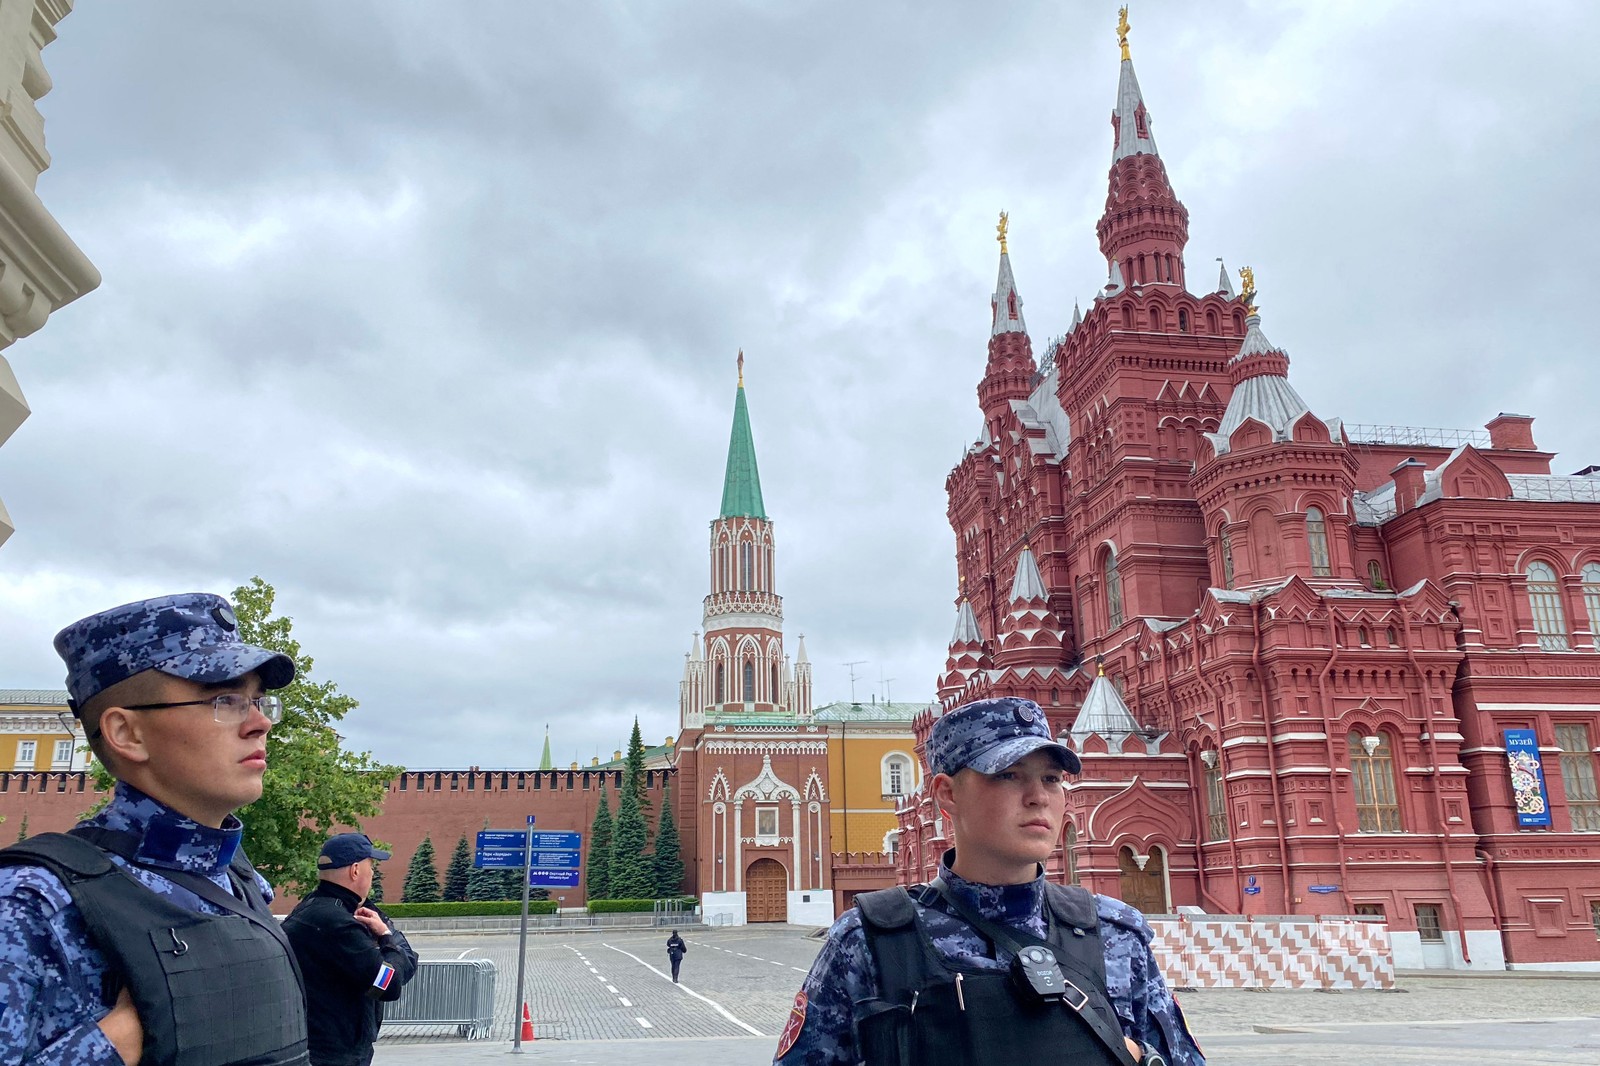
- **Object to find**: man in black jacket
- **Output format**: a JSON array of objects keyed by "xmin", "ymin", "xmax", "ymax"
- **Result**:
[
  {"xmin": 284, "ymin": 834, "xmax": 419, "ymax": 1066},
  {"xmin": 666, "ymin": 930, "xmax": 687, "ymax": 983}
]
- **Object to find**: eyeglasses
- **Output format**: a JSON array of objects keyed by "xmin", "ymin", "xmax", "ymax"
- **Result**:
[{"xmin": 119, "ymin": 693, "xmax": 285, "ymax": 725}]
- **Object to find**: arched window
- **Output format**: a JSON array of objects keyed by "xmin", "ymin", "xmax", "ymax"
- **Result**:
[
  {"xmin": 715, "ymin": 663, "xmax": 725, "ymax": 703},
  {"xmin": 739, "ymin": 541, "xmax": 754, "ymax": 590},
  {"xmin": 1581, "ymin": 563, "xmax": 1600, "ymax": 642},
  {"xmin": 1306, "ymin": 507, "xmax": 1332, "ymax": 576},
  {"xmin": 742, "ymin": 660, "xmax": 756, "ymax": 701},
  {"xmin": 1104, "ymin": 549, "xmax": 1124, "ymax": 629},
  {"xmin": 1348, "ymin": 732, "xmax": 1402, "ymax": 832},
  {"xmin": 882, "ymin": 753, "xmax": 913, "ymax": 797},
  {"xmin": 1178, "ymin": 308, "xmax": 1189, "ymax": 333},
  {"xmin": 1205, "ymin": 309, "xmax": 1219, "ymax": 333},
  {"xmin": 1359, "ymin": 626, "xmax": 1371, "ymax": 647},
  {"xmin": 1526, "ymin": 562, "xmax": 1570, "ymax": 650},
  {"xmin": 1219, "ymin": 527, "xmax": 1235, "ymax": 590},
  {"xmin": 770, "ymin": 663, "xmax": 779, "ymax": 701},
  {"xmin": 1368, "ymin": 560, "xmax": 1386, "ymax": 589},
  {"xmin": 1201, "ymin": 750, "xmax": 1228, "ymax": 841},
  {"xmin": 1147, "ymin": 305, "xmax": 1162, "ymax": 330}
]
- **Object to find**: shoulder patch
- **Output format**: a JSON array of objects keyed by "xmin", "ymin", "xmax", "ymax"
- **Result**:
[{"xmin": 775, "ymin": 989, "xmax": 807, "ymax": 1058}]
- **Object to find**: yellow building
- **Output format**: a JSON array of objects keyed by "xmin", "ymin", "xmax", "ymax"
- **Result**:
[
  {"xmin": 0, "ymin": 689, "xmax": 89, "ymax": 772},
  {"xmin": 816, "ymin": 700, "xmax": 926, "ymax": 855}
]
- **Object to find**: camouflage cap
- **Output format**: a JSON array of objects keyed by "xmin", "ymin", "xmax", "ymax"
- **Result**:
[
  {"xmin": 54, "ymin": 593, "xmax": 296, "ymax": 710},
  {"xmin": 928, "ymin": 696, "xmax": 1081, "ymax": 777}
]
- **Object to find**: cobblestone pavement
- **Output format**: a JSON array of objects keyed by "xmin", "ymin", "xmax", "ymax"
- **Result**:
[{"xmin": 377, "ymin": 925, "xmax": 1600, "ymax": 1063}]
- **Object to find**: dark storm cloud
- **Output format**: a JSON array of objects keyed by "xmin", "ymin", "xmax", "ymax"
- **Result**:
[{"xmin": 2, "ymin": 1, "xmax": 1596, "ymax": 768}]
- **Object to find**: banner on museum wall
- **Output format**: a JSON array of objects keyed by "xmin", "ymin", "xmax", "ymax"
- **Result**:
[{"xmin": 1503, "ymin": 729, "xmax": 1552, "ymax": 828}]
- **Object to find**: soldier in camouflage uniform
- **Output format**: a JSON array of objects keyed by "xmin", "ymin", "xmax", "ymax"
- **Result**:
[
  {"xmin": 0, "ymin": 593, "xmax": 305, "ymax": 1066},
  {"xmin": 774, "ymin": 696, "xmax": 1204, "ymax": 1066}
]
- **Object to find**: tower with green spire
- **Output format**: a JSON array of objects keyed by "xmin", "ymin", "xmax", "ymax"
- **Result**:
[
  {"xmin": 680, "ymin": 352, "xmax": 812, "ymax": 729},
  {"xmin": 538, "ymin": 725, "xmax": 553, "ymax": 771},
  {"xmin": 720, "ymin": 350, "xmax": 767, "ymax": 519}
]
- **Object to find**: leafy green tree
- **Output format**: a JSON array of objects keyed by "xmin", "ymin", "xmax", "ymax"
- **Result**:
[
  {"xmin": 444, "ymin": 835, "xmax": 472, "ymax": 902},
  {"xmin": 87, "ymin": 577, "xmax": 407, "ymax": 894},
  {"xmin": 15, "ymin": 814, "xmax": 28, "ymax": 843},
  {"xmin": 652, "ymin": 785, "xmax": 684, "ymax": 898},
  {"xmin": 623, "ymin": 719, "xmax": 651, "ymax": 811},
  {"xmin": 403, "ymin": 835, "xmax": 441, "ymax": 902},
  {"xmin": 369, "ymin": 860, "xmax": 386, "ymax": 903},
  {"xmin": 586, "ymin": 788, "xmax": 613, "ymax": 901},
  {"xmin": 608, "ymin": 782, "xmax": 653, "ymax": 899}
]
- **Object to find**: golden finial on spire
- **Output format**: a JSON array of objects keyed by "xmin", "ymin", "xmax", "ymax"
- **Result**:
[
  {"xmin": 737, "ymin": 348, "xmax": 744, "ymax": 388},
  {"xmin": 996, "ymin": 210, "xmax": 1009, "ymax": 254},
  {"xmin": 1117, "ymin": 6, "xmax": 1131, "ymax": 62},
  {"xmin": 1238, "ymin": 266, "xmax": 1258, "ymax": 315},
  {"xmin": 1096, "ymin": 654, "xmax": 1107, "ymax": 677}
]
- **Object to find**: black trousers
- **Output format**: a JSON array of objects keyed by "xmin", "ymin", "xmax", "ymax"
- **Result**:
[{"xmin": 670, "ymin": 957, "xmax": 681, "ymax": 982}]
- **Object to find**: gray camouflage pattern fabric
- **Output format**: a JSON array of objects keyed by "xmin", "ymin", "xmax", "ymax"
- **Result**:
[
  {"xmin": 774, "ymin": 859, "xmax": 1204, "ymax": 1066},
  {"xmin": 928, "ymin": 696, "xmax": 1082, "ymax": 776},
  {"xmin": 0, "ymin": 782, "xmax": 274, "ymax": 1065},
  {"xmin": 53, "ymin": 592, "xmax": 295, "ymax": 708}
]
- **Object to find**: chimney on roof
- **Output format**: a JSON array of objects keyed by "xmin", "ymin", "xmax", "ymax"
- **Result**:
[
  {"xmin": 614, "ymin": 750, "xmax": 621, "ymax": 761},
  {"xmin": 1391, "ymin": 458, "xmax": 1427, "ymax": 513},
  {"xmin": 1486, "ymin": 413, "xmax": 1536, "ymax": 451}
]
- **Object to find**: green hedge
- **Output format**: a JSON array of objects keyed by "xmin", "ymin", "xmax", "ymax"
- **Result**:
[
  {"xmin": 382, "ymin": 900, "xmax": 559, "ymax": 917},
  {"xmin": 588, "ymin": 896, "xmax": 698, "ymax": 914}
]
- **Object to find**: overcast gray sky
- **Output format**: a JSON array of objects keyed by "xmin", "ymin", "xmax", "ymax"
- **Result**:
[{"xmin": 3, "ymin": 1, "xmax": 1597, "ymax": 769}]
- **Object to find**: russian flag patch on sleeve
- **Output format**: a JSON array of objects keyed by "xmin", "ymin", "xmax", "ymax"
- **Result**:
[{"xmin": 372, "ymin": 963, "xmax": 396, "ymax": 992}]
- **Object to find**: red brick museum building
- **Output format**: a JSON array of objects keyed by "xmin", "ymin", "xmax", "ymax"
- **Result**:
[{"xmin": 893, "ymin": 24, "xmax": 1600, "ymax": 970}]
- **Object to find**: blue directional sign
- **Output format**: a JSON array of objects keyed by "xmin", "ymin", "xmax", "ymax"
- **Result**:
[
  {"xmin": 529, "ymin": 832, "xmax": 581, "ymax": 851},
  {"xmin": 527, "ymin": 815, "xmax": 536, "ymax": 825},
  {"xmin": 475, "ymin": 850, "xmax": 529, "ymax": 869},
  {"xmin": 528, "ymin": 851, "xmax": 581, "ymax": 869},
  {"xmin": 477, "ymin": 831, "xmax": 526, "ymax": 849},
  {"xmin": 528, "ymin": 869, "xmax": 581, "ymax": 888}
]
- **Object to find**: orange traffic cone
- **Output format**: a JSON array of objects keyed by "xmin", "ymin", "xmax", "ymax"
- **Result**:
[{"xmin": 521, "ymin": 1002, "xmax": 535, "ymax": 1042}]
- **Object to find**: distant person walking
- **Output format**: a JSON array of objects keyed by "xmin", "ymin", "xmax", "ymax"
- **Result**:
[{"xmin": 667, "ymin": 930, "xmax": 688, "ymax": 983}]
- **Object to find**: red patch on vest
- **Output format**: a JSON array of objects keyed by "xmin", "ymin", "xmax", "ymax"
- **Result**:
[{"xmin": 776, "ymin": 990, "xmax": 807, "ymax": 1057}]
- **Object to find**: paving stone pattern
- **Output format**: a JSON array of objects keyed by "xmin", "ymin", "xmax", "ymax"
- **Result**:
[{"xmin": 380, "ymin": 926, "xmax": 1600, "ymax": 1057}]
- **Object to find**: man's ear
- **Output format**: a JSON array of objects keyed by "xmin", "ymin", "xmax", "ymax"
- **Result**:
[
  {"xmin": 929, "ymin": 772, "xmax": 957, "ymax": 818},
  {"xmin": 98, "ymin": 707, "xmax": 153, "ymax": 766}
]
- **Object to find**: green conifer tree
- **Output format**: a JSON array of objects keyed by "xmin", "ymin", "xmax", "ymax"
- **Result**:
[
  {"xmin": 623, "ymin": 718, "xmax": 651, "ymax": 811},
  {"xmin": 444, "ymin": 835, "xmax": 472, "ymax": 902},
  {"xmin": 608, "ymin": 782, "xmax": 653, "ymax": 899},
  {"xmin": 402, "ymin": 835, "xmax": 441, "ymax": 902},
  {"xmin": 586, "ymin": 788, "xmax": 614, "ymax": 901},
  {"xmin": 652, "ymin": 785, "xmax": 684, "ymax": 898},
  {"xmin": 369, "ymin": 860, "xmax": 385, "ymax": 903},
  {"xmin": 467, "ymin": 863, "xmax": 501, "ymax": 901}
]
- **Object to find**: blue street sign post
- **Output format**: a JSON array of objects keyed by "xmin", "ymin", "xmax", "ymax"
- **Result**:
[
  {"xmin": 497, "ymin": 817, "xmax": 580, "ymax": 1053},
  {"xmin": 512, "ymin": 824, "xmax": 534, "ymax": 1054}
]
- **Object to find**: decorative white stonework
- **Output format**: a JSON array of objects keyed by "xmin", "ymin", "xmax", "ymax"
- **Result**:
[
  {"xmin": 734, "ymin": 755, "xmax": 800, "ymax": 802},
  {"xmin": 707, "ymin": 770, "xmax": 730, "ymax": 802},
  {"xmin": 703, "ymin": 740, "xmax": 828, "ymax": 755},
  {"xmin": 803, "ymin": 769, "xmax": 828, "ymax": 802}
]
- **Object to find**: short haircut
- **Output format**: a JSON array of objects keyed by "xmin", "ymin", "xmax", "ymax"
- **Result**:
[{"xmin": 77, "ymin": 670, "xmax": 173, "ymax": 774}]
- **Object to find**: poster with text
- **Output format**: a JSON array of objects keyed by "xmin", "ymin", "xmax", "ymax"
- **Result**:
[{"xmin": 1504, "ymin": 728, "xmax": 1552, "ymax": 828}]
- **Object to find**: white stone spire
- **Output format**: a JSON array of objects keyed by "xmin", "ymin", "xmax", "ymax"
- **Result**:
[
  {"xmin": 1070, "ymin": 662, "xmax": 1143, "ymax": 744},
  {"xmin": 795, "ymin": 633, "xmax": 809, "ymax": 664},
  {"xmin": 991, "ymin": 248, "xmax": 1027, "ymax": 337},
  {"xmin": 951, "ymin": 598, "xmax": 983, "ymax": 644},
  {"xmin": 1111, "ymin": 64, "xmax": 1158, "ymax": 161},
  {"xmin": 1216, "ymin": 260, "xmax": 1235, "ymax": 298},
  {"xmin": 1105, "ymin": 258, "xmax": 1126, "ymax": 295},
  {"xmin": 1070, "ymin": 301, "xmax": 1083, "ymax": 331},
  {"xmin": 1009, "ymin": 545, "xmax": 1048, "ymax": 602}
]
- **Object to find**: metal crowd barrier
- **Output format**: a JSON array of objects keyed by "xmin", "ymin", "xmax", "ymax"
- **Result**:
[{"xmin": 383, "ymin": 958, "xmax": 497, "ymax": 1038}]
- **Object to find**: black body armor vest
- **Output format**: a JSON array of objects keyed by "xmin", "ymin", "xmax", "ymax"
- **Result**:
[
  {"xmin": 0, "ymin": 829, "xmax": 309, "ymax": 1066},
  {"xmin": 854, "ymin": 882, "xmax": 1132, "ymax": 1066}
]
